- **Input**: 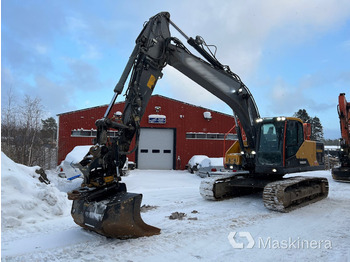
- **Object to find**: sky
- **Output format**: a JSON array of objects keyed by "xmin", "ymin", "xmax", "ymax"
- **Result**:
[{"xmin": 2, "ymin": 0, "xmax": 350, "ymax": 139}]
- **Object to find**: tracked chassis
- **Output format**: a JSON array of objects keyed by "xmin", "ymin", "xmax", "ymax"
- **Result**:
[{"xmin": 200, "ymin": 173, "xmax": 329, "ymax": 212}]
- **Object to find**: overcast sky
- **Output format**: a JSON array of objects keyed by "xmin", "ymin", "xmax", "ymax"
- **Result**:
[{"xmin": 2, "ymin": 0, "xmax": 350, "ymax": 139}]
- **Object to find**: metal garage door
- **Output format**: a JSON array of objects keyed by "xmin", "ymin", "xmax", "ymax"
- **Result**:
[{"xmin": 137, "ymin": 128, "xmax": 174, "ymax": 169}]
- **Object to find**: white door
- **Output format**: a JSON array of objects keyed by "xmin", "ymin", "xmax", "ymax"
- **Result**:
[{"xmin": 137, "ymin": 128, "xmax": 174, "ymax": 169}]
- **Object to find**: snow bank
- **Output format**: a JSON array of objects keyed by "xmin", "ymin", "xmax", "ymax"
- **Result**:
[{"xmin": 1, "ymin": 152, "xmax": 70, "ymax": 229}]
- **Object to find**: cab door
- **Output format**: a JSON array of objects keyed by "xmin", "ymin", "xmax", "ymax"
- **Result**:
[{"xmin": 285, "ymin": 120, "xmax": 304, "ymax": 167}]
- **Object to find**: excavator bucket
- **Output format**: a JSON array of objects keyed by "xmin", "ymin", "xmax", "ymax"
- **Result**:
[
  {"xmin": 332, "ymin": 167, "xmax": 350, "ymax": 182},
  {"xmin": 69, "ymin": 187, "xmax": 160, "ymax": 238}
]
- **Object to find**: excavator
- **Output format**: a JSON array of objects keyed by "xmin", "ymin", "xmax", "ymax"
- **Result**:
[
  {"xmin": 67, "ymin": 12, "xmax": 329, "ymax": 238},
  {"xmin": 332, "ymin": 93, "xmax": 350, "ymax": 181}
]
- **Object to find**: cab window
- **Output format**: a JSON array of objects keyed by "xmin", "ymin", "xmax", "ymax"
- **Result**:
[
  {"xmin": 257, "ymin": 122, "xmax": 284, "ymax": 165},
  {"xmin": 285, "ymin": 120, "xmax": 304, "ymax": 158}
]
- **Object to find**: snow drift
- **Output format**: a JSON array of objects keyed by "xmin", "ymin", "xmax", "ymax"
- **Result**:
[{"xmin": 1, "ymin": 152, "xmax": 70, "ymax": 229}]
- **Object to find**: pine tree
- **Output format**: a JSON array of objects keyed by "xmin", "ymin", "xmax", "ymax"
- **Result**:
[
  {"xmin": 294, "ymin": 109, "xmax": 324, "ymax": 141},
  {"xmin": 41, "ymin": 117, "xmax": 57, "ymax": 145},
  {"xmin": 310, "ymin": 116, "xmax": 324, "ymax": 141},
  {"xmin": 40, "ymin": 117, "xmax": 58, "ymax": 169},
  {"xmin": 293, "ymin": 109, "xmax": 311, "ymax": 123}
]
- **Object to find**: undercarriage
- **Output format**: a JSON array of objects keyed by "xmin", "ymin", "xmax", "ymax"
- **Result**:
[{"xmin": 200, "ymin": 172, "xmax": 329, "ymax": 212}]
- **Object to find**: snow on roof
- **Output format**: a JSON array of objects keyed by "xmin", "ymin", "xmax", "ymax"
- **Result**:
[
  {"xmin": 65, "ymin": 145, "xmax": 91, "ymax": 163},
  {"xmin": 188, "ymin": 155, "xmax": 209, "ymax": 167},
  {"xmin": 200, "ymin": 157, "xmax": 224, "ymax": 167}
]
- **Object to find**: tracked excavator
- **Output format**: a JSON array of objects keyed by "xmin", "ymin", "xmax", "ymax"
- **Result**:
[
  {"xmin": 68, "ymin": 12, "xmax": 329, "ymax": 239},
  {"xmin": 332, "ymin": 93, "xmax": 350, "ymax": 181}
]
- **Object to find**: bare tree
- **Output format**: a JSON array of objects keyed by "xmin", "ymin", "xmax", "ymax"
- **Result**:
[
  {"xmin": 2, "ymin": 94, "xmax": 44, "ymax": 166},
  {"xmin": 20, "ymin": 95, "xmax": 44, "ymax": 166},
  {"xmin": 2, "ymin": 93, "xmax": 58, "ymax": 168},
  {"xmin": 1, "ymin": 88, "xmax": 19, "ymax": 161}
]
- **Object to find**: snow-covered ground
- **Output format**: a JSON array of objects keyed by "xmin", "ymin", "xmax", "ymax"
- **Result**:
[{"xmin": 2, "ymin": 153, "xmax": 350, "ymax": 262}]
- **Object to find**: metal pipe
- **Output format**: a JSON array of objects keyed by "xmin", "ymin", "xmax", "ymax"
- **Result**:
[
  {"xmin": 114, "ymin": 43, "xmax": 140, "ymax": 94},
  {"xmin": 104, "ymin": 92, "xmax": 119, "ymax": 118},
  {"xmin": 105, "ymin": 44, "xmax": 141, "ymax": 118},
  {"xmin": 169, "ymin": 19, "xmax": 190, "ymax": 41}
]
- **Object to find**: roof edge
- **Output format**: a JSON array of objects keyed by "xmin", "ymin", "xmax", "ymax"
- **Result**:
[{"xmin": 57, "ymin": 94, "xmax": 232, "ymax": 118}]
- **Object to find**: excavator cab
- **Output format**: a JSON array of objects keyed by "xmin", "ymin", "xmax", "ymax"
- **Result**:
[
  {"xmin": 226, "ymin": 117, "xmax": 324, "ymax": 175},
  {"xmin": 255, "ymin": 117, "xmax": 324, "ymax": 176}
]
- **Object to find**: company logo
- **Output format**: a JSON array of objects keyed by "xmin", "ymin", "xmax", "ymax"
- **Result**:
[
  {"xmin": 228, "ymin": 232, "xmax": 332, "ymax": 249},
  {"xmin": 228, "ymin": 231, "xmax": 255, "ymax": 249}
]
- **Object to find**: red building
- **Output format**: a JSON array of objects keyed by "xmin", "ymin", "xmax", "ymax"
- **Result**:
[{"xmin": 57, "ymin": 95, "xmax": 237, "ymax": 170}]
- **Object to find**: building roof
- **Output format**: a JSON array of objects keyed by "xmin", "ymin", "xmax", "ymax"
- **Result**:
[{"xmin": 57, "ymin": 94, "xmax": 233, "ymax": 117}]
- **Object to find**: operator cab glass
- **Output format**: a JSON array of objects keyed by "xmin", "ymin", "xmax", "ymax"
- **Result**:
[
  {"xmin": 257, "ymin": 121, "xmax": 285, "ymax": 165},
  {"xmin": 285, "ymin": 120, "xmax": 304, "ymax": 159}
]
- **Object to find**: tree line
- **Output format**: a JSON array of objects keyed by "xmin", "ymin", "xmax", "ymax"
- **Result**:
[{"xmin": 1, "ymin": 91, "xmax": 57, "ymax": 169}]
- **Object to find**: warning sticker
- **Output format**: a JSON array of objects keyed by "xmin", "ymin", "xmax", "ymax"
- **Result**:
[{"xmin": 147, "ymin": 74, "xmax": 156, "ymax": 89}]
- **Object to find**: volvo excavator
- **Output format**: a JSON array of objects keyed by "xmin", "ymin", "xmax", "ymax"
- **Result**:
[
  {"xmin": 332, "ymin": 93, "xmax": 350, "ymax": 181},
  {"xmin": 68, "ymin": 12, "xmax": 329, "ymax": 239}
]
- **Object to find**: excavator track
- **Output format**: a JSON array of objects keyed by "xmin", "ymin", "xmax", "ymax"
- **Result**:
[
  {"xmin": 200, "ymin": 174, "xmax": 329, "ymax": 212},
  {"xmin": 199, "ymin": 172, "xmax": 261, "ymax": 200},
  {"xmin": 263, "ymin": 176, "xmax": 329, "ymax": 212},
  {"xmin": 200, "ymin": 174, "xmax": 237, "ymax": 200}
]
